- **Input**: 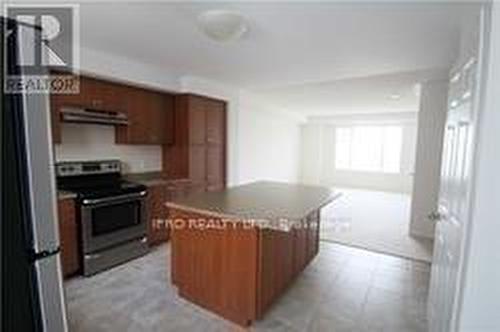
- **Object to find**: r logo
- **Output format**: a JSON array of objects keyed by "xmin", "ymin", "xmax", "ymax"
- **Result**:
[{"xmin": 5, "ymin": 5, "xmax": 78, "ymax": 75}]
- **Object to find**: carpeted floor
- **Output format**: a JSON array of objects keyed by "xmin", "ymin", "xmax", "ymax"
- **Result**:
[{"xmin": 321, "ymin": 188, "xmax": 433, "ymax": 262}]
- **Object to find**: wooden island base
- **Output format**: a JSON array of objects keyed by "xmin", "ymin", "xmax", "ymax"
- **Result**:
[{"xmin": 170, "ymin": 208, "xmax": 320, "ymax": 326}]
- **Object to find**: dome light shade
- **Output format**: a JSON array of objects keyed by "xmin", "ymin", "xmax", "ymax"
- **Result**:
[{"xmin": 197, "ymin": 10, "xmax": 248, "ymax": 42}]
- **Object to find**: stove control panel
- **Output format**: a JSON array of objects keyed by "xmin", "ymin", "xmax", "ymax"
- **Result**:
[{"xmin": 56, "ymin": 160, "xmax": 121, "ymax": 177}]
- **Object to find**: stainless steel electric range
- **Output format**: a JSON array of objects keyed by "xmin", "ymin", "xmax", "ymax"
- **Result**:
[{"xmin": 56, "ymin": 160, "xmax": 149, "ymax": 276}]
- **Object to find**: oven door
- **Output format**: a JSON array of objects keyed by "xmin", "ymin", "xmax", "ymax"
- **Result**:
[{"xmin": 80, "ymin": 191, "xmax": 147, "ymax": 253}]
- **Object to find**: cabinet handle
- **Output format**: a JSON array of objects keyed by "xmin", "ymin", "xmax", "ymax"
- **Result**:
[{"xmin": 84, "ymin": 253, "xmax": 101, "ymax": 260}]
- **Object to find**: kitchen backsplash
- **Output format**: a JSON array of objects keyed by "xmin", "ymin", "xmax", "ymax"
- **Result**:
[{"xmin": 54, "ymin": 123, "xmax": 162, "ymax": 174}]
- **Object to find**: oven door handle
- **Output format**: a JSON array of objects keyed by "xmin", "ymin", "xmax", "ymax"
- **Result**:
[{"xmin": 82, "ymin": 190, "xmax": 147, "ymax": 205}]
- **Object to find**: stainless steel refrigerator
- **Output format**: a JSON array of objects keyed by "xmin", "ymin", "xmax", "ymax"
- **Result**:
[{"xmin": 2, "ymin": 17, "xmax": 68, "ymax": 332}]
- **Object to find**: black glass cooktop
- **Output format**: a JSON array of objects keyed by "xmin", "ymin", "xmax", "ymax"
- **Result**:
[{"xmin": 58, "ymin": 174, "xmax": 147, "ymax": 200}]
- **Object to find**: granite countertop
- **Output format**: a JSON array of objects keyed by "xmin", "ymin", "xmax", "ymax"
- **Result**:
[
  {"xmin": 124, "ymin": 172, "xmax": 191, "ymax": 187},
  {"xmin": 58, "ymin": 190, "xmax": 77, "ymax": 200},
  {"xmin": 166, "ymin": 181, "xmax": 341, "ymax": 231}
]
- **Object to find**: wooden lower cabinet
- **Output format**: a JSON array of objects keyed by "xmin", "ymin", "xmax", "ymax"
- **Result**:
[
  {"xmin": 146, "ymin": 181, "xmax": 194, "ymax": 246},
  {"xmin": 307, "ymin": 210, "xmax": 320, "ymax": 261},
  {"xmin": 257, "ymin": 229, "xmax": 294, "ymax": 316},
  {"xmin": 170, "ymin": 208, "xmax": 321, "ymax": 326},
  {"xmin": 171, "ymin": 209, "xmax": 258, "ymax": 325},
  {"xmin": 146, "ymin": 184, "xmax": 170, "ymax": 246},
  {"xmin": 57, "ymin": 198, "xmax": 80, "ymax": 278},
  {"xmin": 292, "ymin": 222, "xmax": 309, "ymax": 275}
]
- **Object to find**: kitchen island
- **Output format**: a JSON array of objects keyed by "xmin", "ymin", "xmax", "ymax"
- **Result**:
[{"xmin": 166, "ymin": 181, "xmax": 339, "ymax": 326}]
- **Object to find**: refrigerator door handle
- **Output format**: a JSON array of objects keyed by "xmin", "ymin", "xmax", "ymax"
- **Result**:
[{"xmin": 30, "ymin": 247, "xmax": 61, "ymax": 262}]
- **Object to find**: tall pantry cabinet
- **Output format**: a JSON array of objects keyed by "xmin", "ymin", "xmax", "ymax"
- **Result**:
[{"xmin": 164, "ymin": 94, "xmax": 227, "ymax": 192}]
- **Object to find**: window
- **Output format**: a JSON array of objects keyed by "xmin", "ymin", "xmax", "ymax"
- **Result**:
[{"xmin": 335, "ymin": 125, "xmax": 403, "ymax": 173}]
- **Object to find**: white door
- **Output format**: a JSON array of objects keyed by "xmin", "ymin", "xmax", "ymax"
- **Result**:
[{"xmin": 427, "ymin": 53, "xmax": 482, "ymax": 332}]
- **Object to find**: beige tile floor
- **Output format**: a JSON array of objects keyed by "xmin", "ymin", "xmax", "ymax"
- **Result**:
[
  {"xmin": 65, "ymin": 242, "xmax": 430, "ymax": 332},
  {"xmin": 321, "ymin": 188, "xmax": 434, "ymax": 262}
]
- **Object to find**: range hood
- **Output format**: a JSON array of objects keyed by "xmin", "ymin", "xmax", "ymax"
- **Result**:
[{"xmin": 60, "ymin": 107, "xmax": 129, "ymax": 126}]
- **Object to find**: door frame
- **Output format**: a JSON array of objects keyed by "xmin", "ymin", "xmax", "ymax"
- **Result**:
[{"xmin": 442, "ymin": 3, "xmax": 493, "ymax": 331}]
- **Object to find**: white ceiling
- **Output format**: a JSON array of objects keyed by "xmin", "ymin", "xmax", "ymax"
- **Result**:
[
  {"xmin": 70, "ymin": 1, "xmax": 473, "ymax": 115},
  {"xmin": 77, "ymin": 2, "xmax": 467, "ymax": 86},
  {"xmin": 254, "ymin": 68, "xmax": 452, "ymax": 116}
]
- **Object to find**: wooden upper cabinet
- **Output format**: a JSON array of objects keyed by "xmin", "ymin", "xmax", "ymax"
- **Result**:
[
  {"xmin": 111, "ymin": 84, "xmax": 175, "ymax": 145},
  {"xmin": 116, "ymin": 86, "xmax": 174, "ymax": 145},
  {"xmin": 50, "ymin": 96, "xmax": 63, "ymax": 144},
  {"xmin": 81, "ymin": 77, "xmax": 110, "ymax": 110},
  {"xmin": 175, "ymin": 94, "xmax": 225, "ymax": 146},
  {"xmin": 51, "ymin": 75, "xmax": 123, "ymax": 113},
  {"xmin": 50, "ymin": 73, "xmax": 174, "ymax": 145}
]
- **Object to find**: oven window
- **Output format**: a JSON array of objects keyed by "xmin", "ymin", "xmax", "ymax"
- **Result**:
[{"xmin": 91, "ymin": 201, "xmax": 140, "ymax": 236}]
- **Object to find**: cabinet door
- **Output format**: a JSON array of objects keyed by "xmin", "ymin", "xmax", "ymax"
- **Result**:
[
  {"xmin": 189, "ymin": 146, "xmax": 207, "ymax": 183},
  {"xmin": 206, "ymin": 99, "xmax": 225, "ymax": 145},
  {"xmin": 146, "ymin": 185, "xmax": 169, "ymax": 246},
  {"xmin": 116, "ymin": 87, "xmax": 172, "ymax": 145},
  {"xmin": 257, "ymin": 229, "xmax": 295, "ymax": 317},
  {"xmin": 306, "ymin": 211, "xmax": 320, "ymax": 262},
  {"xmin": 76, "ymin": 76, "xmax": 113, "ymax": 110},
  {"xmin": 50, "ymin": 75, "xmax": 123, "ymax": 143},
  {"xmin": 163, "ymin": 94, "xmax": 175, "ymax": 145},
  {"xmin": 49, "ymin": 95, "xmax": 63, "ymax": 144},
  {"xmin": 57, "ymin": 199, "xmax": 79, "ymax": 278},
  {"xmin": 116, "ymin": 86, "xmax": 148, "ymax": 143},
  {"xmin": 293, "ymin": 222, "xmax": 308, "ymax": 276},
  {"xmin": 188, "ymin": 97, "xmax": 206, "ymax": 145},
  {"xmin": 143, "ymin": 90, "xmax": 165, "ymax": 144},
  {"xmin": 146, "ymin": 91, "xmax": 174, "ymax": 145},
  {"xmin": 49, "ymin": 74, "xmax": 88, "ymax": 143},
  {"xmin": 206, "ymin": 146, "xmax": 225, "ymax": 189}
]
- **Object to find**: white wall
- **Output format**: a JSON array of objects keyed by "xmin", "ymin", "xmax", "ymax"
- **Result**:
[
  {"xmin": 300, "ymin": 112, "xmax": 418, "ymax": 193},
  {"xmin": 55, "ymin": 124, "xmax": 162, "ymax": 174},
  {"xmin": 409, "ymin": 79, "xmax": 449, "ymax": 239},
  {"xmin": 238, "ymin": 93, "xmax": 302, "ymax": 184},
  {"xmin": 300, "ymin": 123, "xmax": 323, "ymax": 185},
  {"xmin": 458, "ymin": 4, "xmax": 500, "ymax": 330}
]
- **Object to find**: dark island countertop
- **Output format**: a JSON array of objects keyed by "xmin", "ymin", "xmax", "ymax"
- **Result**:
[
  {"xmin": 123, "ymin": 172, "xmax": 191, "ymax": 187},
  {"xmin": 166, "ymin": 181, "xmax": 341, "ymax": 230}
]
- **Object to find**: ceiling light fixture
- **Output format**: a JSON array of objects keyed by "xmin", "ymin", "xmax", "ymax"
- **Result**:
[
  {"xmin": 389, "ymin": 94, "xmax": 401, "ymax": 100},
  {"xmin": 197, "ymin": 10, "xmax": 248, "ymax": 42}
]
